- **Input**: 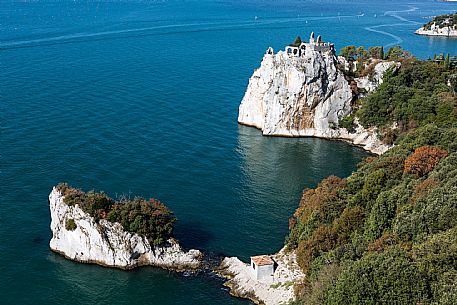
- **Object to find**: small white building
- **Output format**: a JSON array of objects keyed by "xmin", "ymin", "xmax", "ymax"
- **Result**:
[{"xmin": 250, "ymin": 255, "xmax": 275, "ymax": 282}]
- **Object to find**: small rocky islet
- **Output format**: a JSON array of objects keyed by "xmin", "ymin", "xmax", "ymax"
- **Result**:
[{"xmin": 49, "ymin": 184, "xmax": 202, "ymax": 271}]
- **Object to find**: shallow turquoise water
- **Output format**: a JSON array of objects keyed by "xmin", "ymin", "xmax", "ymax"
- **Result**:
[{"xmin": 1, "ymin": 1, "xmax": 456, "ymax": 304}]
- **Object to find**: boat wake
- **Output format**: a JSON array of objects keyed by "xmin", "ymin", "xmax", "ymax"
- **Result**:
[
  {"xmin": 364, "ymin": 6, "xmax": 422, "ymax": 48},
  {"xmin": 1, "ymin": 13, "xmax": 371, "ymax": 50}
]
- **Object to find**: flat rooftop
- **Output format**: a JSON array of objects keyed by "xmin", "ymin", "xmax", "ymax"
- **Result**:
[{"xmin": 251, "ymin": 255, "xmax": 274, "ymax": 266}]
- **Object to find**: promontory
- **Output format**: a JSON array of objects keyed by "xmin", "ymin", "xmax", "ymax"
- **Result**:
[{"xmin": 238, "ymin": 32, "xmax": 398, "ymax": 154}]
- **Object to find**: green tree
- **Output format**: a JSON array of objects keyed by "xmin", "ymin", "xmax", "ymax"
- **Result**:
[
  {"xmin": 385, "ymin": 45, "xmax": 411, "ymax": 61},
  {"xmin": 444, "ymin": 53, "xmax": 450, "ymax": 70},
  {"xmin": 291, "ymin": 36, "xmax": 302, "ymax": 47},
  {"xmin": 327, "ymin": 248, "xmax": 429, "ymax": 305},
  {"xmin": 355, "ymin": 46, "xmax": 368, "ymax": 60},
  {"xmin": 339, "ymin": 46, "xmax": 356, "ymax": 61},
  {"xmin": 368, "ymin": 46, "xmax": 384, "ymax": 59}
]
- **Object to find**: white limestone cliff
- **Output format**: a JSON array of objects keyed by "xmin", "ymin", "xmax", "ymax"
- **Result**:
[
  {"xmin": 49, "ymin": 187, "xmax": 202, "ymax": 270},
  {"xmin": 354, "ymin": 60, "xmax": 399, "ymax": 94},
  {"xmin": 238, "ymin": 38, "xmax": 396, "ymax": 155}
]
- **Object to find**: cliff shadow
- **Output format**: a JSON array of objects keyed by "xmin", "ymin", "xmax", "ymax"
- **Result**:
[{"xmin": 173, "ymin": 221, "xmax": 215, "ymax": 251}]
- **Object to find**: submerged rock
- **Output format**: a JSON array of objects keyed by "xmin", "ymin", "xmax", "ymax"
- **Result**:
[
  {"xmin": 49, "ymin": 187, "xmax": 202, "ymax": 270},
  {"xmin": 238, "ymin": 35, "xmax": 396, "ymax": 154}
]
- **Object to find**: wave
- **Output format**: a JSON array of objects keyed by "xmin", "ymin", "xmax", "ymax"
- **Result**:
[{"xmin": 365, "ymin": 5, "xmax": 422, "ymax": 48}]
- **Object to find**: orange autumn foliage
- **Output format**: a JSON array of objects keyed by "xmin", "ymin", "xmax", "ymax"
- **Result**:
[
  {"xmin": 404, "ymin": 146, "xmax": 448, "ymax": 178},
  {"xmin": 293, "ymin": 176, "xmax": 347, "ymax": 226}
]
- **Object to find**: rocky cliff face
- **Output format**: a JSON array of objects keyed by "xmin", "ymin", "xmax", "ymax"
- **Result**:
[
  {"xmin": 238, "ymin": 47, "xmax": 352, "ymax": 137},
  {"xmin": 355, "ymin": 60, "xmax": 399, "ymax": 93},
  {"xmin": 238, "ymin": 42, "xmax": 395, "ymax": 154},
  {"xmin": 49, "ymin": 187, "xmax": 202, "ymax": 270}
]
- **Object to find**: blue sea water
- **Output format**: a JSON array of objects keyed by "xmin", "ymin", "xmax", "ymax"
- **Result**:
[{"xmin": 1, "ymin": 0, "xmax": 456, "ymax": 304}]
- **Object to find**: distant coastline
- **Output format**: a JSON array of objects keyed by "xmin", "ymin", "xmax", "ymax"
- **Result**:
[
  {"xmin": 415, "ymin": 12, "xmax": 457, "ymax": 37},
  {"xmin": 415, "ymin": 27, "xmax": 457, "ymax": 37}
]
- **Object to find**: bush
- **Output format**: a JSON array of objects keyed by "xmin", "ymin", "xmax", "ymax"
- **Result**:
[
  {"xmin": 339, "ymin": 114, "xmax": 355, "ymax": 131},
  {"xmin": 107, "ymin": 198, "xmax": 176, "ymax": 246},
  {"xmin": 288, "ymin": 176, "xmax": 347, "ymax": 248},
  {"xmin": 294, "ymin": 264, "xmax": 341, "ymax": 305},
  {"xmin": 404, "ymin": 145, "xmax": 448, "ymax": 178},
  {"xmin": 286, "ymin": 52, "xmax": 457, "ymax": 305},
  {"xmin": 412, "ymin": 228, "xmax": 457, "ymax": 304},
  {"xmin": 65, "ymin": 218, "xmax": 77, "ymax": 231},
  {"xmin": 58, "ymin": 185, "xmax": 176, "ymax": 245},
  {"xmin": 367, "ymin": 232, "xmax": 398, "ymax": 253},
  {"xmin": 327, "ymin": 248, "xmax": 429, "ymax": 305}
]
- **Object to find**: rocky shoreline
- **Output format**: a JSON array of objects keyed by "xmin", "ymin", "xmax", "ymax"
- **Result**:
[
  {"xmin": 239, "ymin": 120, "xmax": 390, "ymax": 155},
  {"xmin": 415, "ymin": 26, "xmax": 457, "ymax": 37},
  {"xmin": 49, "ymin": 187, "xmax": 202, "ymax": 271},
  {"xmin": 217, "ymin": 247, "xmax": 305, "ymax": 305}
]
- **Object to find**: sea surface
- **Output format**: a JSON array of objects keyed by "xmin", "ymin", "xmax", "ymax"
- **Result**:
[{"xmin": 1, "ymin": 1, "xmax": 456, "ymax": 304}]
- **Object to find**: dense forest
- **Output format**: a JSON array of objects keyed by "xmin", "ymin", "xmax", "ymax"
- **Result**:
[
  {"xmin": 287, "ymin": 55, "xmax": 457, "ymax": 304},
  {"xmin": 57, "ymin": 184, "xmax": 176, "ymax": 246}
]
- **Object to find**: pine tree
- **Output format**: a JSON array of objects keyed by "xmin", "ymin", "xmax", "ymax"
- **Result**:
[
  {"xmin": 444, "ymin": 53, "xmax": 450, "ymax": 70},
  {"xmin": 293, "ymin": 36, "xmax": 302, "ymax": 47}
]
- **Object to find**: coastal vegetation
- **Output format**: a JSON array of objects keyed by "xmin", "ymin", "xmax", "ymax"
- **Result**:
[
  {"xmin": 357, "ymin": 58, "xmax": 456, "ymax": 139},
  {"xmin": 56, "ymin": 184, "xmax": 176, "ymax": 245},
  {"xmin": 422, "ymin": 12, "xmax": 457, "ymax": 30},
  {"xmin": 287, "ymin": 56, "xmax": 457, "ymax": 304},
  {"xmin": 339, "ymin": 45, "xmax": 411, "ymax": 78},
  {"xmin": 338, "ymin": 48, "xmax": 457, "ymax": 143}
]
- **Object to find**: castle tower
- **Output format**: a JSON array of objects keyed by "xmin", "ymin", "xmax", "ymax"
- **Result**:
[{"xmin": 309, "ymin": 32, "xmax": 315, "ymax": 44}]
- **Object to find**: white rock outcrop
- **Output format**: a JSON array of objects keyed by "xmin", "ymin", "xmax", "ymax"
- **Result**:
[
  {"xmin": 355, "ymin": 60, "xmax": 399, "ymax": 94},
  {"xmin": 415, "ymin": 23, "xmax": 457, "ymax": 37},
  {"xmin": 219, "ymin": 247, "xmax": 304, "ymax": 305},
  {"xmin": 238, "ymin": 42, "xmax": 396, "ymax": 154},
  {"xmin": 49, "ymin": 187, "xmax": 202, "ymax": 270}
]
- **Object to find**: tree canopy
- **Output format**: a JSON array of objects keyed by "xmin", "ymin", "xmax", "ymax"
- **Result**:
[
  {"xmin": 57, "ymin": 184, "xmax": 176, "ymax": 245},
  {"xmin": 288, "ymin": 55, "xmax": 457, "ymax": 305}
]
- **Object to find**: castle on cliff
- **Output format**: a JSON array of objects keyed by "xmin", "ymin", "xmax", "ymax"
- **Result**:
[{"xmin": 266, "ymin": 32, "xmax": 334, "ymax": 57}]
